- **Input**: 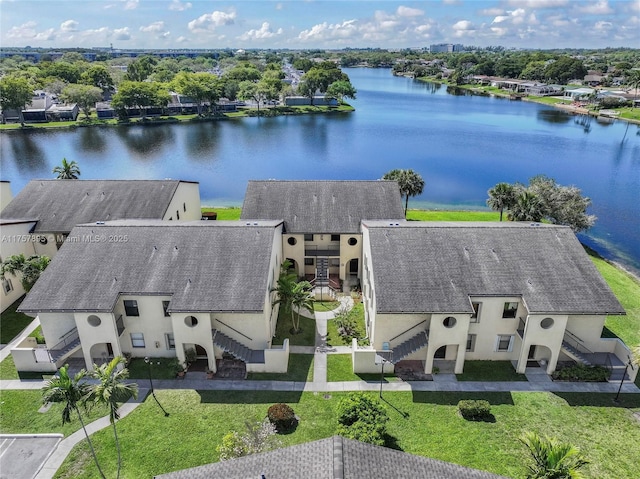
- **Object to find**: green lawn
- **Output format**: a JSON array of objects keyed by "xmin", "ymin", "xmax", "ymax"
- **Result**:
[
  {"xmin": 313, "ymin": 301, "xmax": 340, "ymax": 311},
  {"xmin": 45, "ymin": 389, "xmax": 640, "ymax": 479},
  {"xmin": 272, "ymin": 309, "xmax": 316, "ymax": 347},
  {"xmin": 127, "ymin": 358, "xmax": 180, "ymax": 380},
  {"xmin": 406, "ymin": 210, "xmax": 500, "ymax": 221},
  {"xmin": 325, "ymin": 302, "xmax": 367, "ymax": 347},
  {"xmin": 0, "ymin": 296, "xmax": 33, "ymax": 344},
  {"xmin": 326, "ymin": 354, "xmax": 397, "ymax": 382},
  {"xmin": 247, "ymin": 353, "xmax": 314, "ymax": 382},
  {"xmin": 201, "ymin": 207, "xmax": 242, "ymax": 220},
  {"xmin": 456, "ymin": 361, "xmax": 527, "ymax": 382}
]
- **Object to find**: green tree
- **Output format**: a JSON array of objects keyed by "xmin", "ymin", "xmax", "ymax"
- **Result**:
[
  {"xmin": 509, "ymin": 190, "xmax": 544, "ymax": 223},
  {"xmin": 53, "ymin": 157, "xmax": 81, "ymax": 179},
  {"xmin": 171, "ymin": 71, "xmax": 222, "ymax": 116},
  {"xmin": 520, "ymin": 431, "xmax": 589, "ymax": 479},
  {"xmin": 271, "ymin": 260, "xmax": 312, "ymax": 334},
  {"xmin": 626, "ymin": 70, "xmax": 640, "ymax": 108},
  {"xmin": 325, "ymin": 80, "xmax": 357, "ymax": 104},
  {"xmin": 0, "ymin": 75, "xmax": 33, "ymax": 126},
  {"xmin": 111, "ymin": 81, "xmax": 170, "ymax": 119},
  {"xmin": 544, "ymin": 57, "xmax": 587, "ymax": 85},
  {"xmin": 80, "ymin": 65, "xmax": 114, "ymax": 94},
  {"xmin": 382, "ymin": 168, "xmax": 425, "ymax": 217},
  {"xmin": 224, "ymin": 63, "xmax": 262, "ymax": 82},
  {"xmin": 487, "ymin": 182, "xmax": 517, "ymax": 221},
  {"xmin": 60, "ymin": 84, "xmax": 103, "ymax": 119},
  {"xmin": 41, "ymin": 61, "xmax": 82, "ymax": 84},
  {"xmin": 125, "ymin": 55, "xmax": 157, "ymax": 82},
  {"xmin": 336, "ymin": 392, "xmax": 389, "ymax": 446},
  {"xmin": 1, "ymin": 254, "xmax": 50, "ymax": 292},
  {"xmin": 87, "ymin": 357, "xmax": 138, "ymax": 479},
  {"xmin": 42, "ymin": 366, "xmax": 107, "ymax": 479}
]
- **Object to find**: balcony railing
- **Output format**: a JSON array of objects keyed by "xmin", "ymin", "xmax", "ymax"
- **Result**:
[
  {"xmin": 517, "ymin": 317, "xmax": 526, "ymax": 339},
  {"xmin": 50, "ymin": 328, "xmax": 79, "ymax": 353},
  {"xmin": 116, "ymin": 315, "xmax": 125, "ymax": 336},
  {"xmin": 304, "ymin": 245, "xmax": 340, "ymax": 257}
]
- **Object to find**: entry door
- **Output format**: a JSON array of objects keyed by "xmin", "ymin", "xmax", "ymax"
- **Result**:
[
  {"xmin": 528, "ymin": 345, "xmax": 536, "ymax": 359},
  {"xmin": 349, "ymin": 258, "xmax": 359, "ymax": 274}
]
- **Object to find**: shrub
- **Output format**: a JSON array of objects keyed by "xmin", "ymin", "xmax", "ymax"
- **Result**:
[
  {"xmin": 552, "ymin": 364, "xmax": 609, "ymax": 382},
  {"xmin": 267, "ymin": 403, "xmax": 296, "ymax": 432},
  {"xmin": 336, "ymin": 393, "xmax": 388, "ymax": 445},
  {"xmin": 217, "ymin": 419, "xmax": 281, "ymax": 460},
  {"xmin": 458, "ymin": 400, "xmax": 491, "ymax": 421}
]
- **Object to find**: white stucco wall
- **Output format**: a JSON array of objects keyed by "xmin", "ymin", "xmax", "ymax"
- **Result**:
[
  {"xmin": 282, "ymin": 234, "xmax": 305, "ymax": 277},
  {"xmin": 0, "ymin": 182, "xmax": 13, "ymax": 212},
  {"xmin": 162, "ymin": 182, "xmax": 201, "ymax": 221}
]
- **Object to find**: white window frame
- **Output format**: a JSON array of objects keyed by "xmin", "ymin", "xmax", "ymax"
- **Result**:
[
  {"xmin": 130, "ymin": 332, "xmax": 145, "ymax": 348},
  {"xmin": 495, "ymin": 335, "xmax": 514, "ymax": 352},
  {"xmin": 124, "ymin": 300, "xmax": 140, "ymax": 317},
  {"xmin": 2, "ymin": 277, "xmax": 13, "ymax": 295},
  {"xmin": 165, "ymin": 333, "xmax": 175, "ymax": 350},
  {"xmin": 466, "ymin": 334, "xmax": 477, "ymax": 352},
  {"xmin": 502, "ymin": 302, "xmax": 518, "ymax": 319},
  {"xmin": 470, "ymin": 302, "xmax": 481, "ymax": 323}
]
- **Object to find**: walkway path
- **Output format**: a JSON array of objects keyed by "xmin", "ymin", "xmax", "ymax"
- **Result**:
[{"xmin": 2, "ymin": 299, "xmax": 638, "ymax": 479}]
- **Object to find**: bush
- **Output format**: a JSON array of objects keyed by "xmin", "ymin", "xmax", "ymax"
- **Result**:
[
  {"xmin": 336, "ymin": 393, "xmax": 388, "ymax": 445},
  {"xmin": 551, "ymin": 364, "xmax": 610, "ymax": 382},
  {"xmin": 458, "ymin": 400, "xmax": 491, "ymax": 421},
  {"xmin": 217, "ymin": 419, "xmax": 281, "ymax": 460},
  {"xmin": 267, "ymin": 403, "xmax": 296, "ymax": 432}
]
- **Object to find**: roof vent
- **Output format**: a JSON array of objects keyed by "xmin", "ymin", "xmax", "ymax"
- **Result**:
[
  {"xmin": 96, "ymin": 221, "xmax": 105, "ymax": 225},
  {"xmin": 174, "ymin": 246, "xmax": 178, "ymax": 251}
]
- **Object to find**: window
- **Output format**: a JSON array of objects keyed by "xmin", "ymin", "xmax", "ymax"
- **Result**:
[
  {"xmin": 496, "ymin": 335, "xmax": 514, "ymax": 352},
  {"xmin": 165, "ymin": 333, "xmax": 175, "ymax": 350},
  {"xmin": 470, "ymin": 302, "xmax": 481, "ymax": 322},
  {"xmin": 330, "ymin": 234, "xmax": 340, "ymax": 242},
  {"xmin": 287, "ymin": 237, "xmax": 297, "ymax": 246},
  {"xmin": 502, "ymin": 302, "xmax": 518, "ymax": 318},
  {"xmin": 184, "ymin": 316, "xmax": 198, "ymax": 327},
  {"xmin": 162, "ymin": 301, "xmax": 171, "ymax": 317},
  {"xmin": 183, "ymin": 202, "xmax": 186, "ymax": 212},
  {"xmin": 304, "ymin": 234, "xmax": 314, "ymax": 241},
  {"xmin": 466, "ymin": 334, "xmax": 477, "ymax": 352},
  {"xmin": 443, "ymin": 316, "xmax": 457, "ymax": 328},
  {"xmin": 124, "ymin": 300, "xmax": 139, "ymax": 317},
  {"xmin": 130, "ymin": 332, "xmax": 145, "ymax": 348},
  {"xmin": 540, "ymin": 317, "xmax": 554, "ymax": 329},
  {"xmin": 87, "ymin": 315, "xmax": 101, "ymax": 327},
  {"xmin": 304, "ymin": 258, "xmax": 314, "ymax": 266},
  {"xmin": 330, "ymin": 258, "xmax": 340, "ymax": 267},
  {"xmin": 347, "ymin": 237, "xmax": 358, "ymax": 246},
  {"xmin": 2, "ymin": 278, "xmax": 13, "ymax": 295}
]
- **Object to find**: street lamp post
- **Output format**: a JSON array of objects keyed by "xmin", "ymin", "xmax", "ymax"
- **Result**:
[
  {"xmin": 613, "ymin": 357, "xmax": 636, "ymax": 404},
  {"xmin": 145, "ymin": 357, "xmax": 169, "ymax": 417}
]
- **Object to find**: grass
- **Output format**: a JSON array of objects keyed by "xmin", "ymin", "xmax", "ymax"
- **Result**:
[
  {"xmin": 326, "ymin": 354, "xmax": 397, "ymax": 382},
  {"xmin": 246, "ymin": 353, "xmax": 314, "ymax": 382},
  {"xmin": 127, "ymin": 358, "xmax": 180, "ymax": 380},
  {"xmin": 0, "ymin": 390, "xmax": 109, "ymax": 437},
  {"xmin": 201, "ymin": 207, "xmax": 242, "ymax": 220},
  {"xmin": 326, "ymin": 302, "xmax": 367, "ymax": 347},
  {"xmin": 406, "ymin": 210, "xmax": 500, "ymax": 222},
  {"xmin": 456, "ymin": 361, "xmax": 528, "ymax": 382},
  {"xmin": 0, "ymin": 295, "xmax": 34, "ymax": 344},
  {"xmin": 47, "ymin": 389, "xmax": 640, "ymax": 479},
  {"xmin": 272, "ymin": 309, "xmax": 316, "ymax": 347},
  {"xmin": 313, "ymin": 301, "xmax": 340, "ymax": 311}
]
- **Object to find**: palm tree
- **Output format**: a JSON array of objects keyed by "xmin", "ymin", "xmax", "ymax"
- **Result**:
[
  {"xmin": 52, "ymin": 157, "xmax": 81, "ymax": 179},
  {"xmin": 382, "ymin": 168, "xmax": 425, "ymax": 217},
  {"xmin": 509, "ymin": 190, "xmax": 544, "ymax": 223},
  {"xmin": 1, "ymin": 253, "xmax": 50, "ymax": 292},
  {"xmin": 291, "ymin": 280, "xmax": 314, "ymax": 334},
  {"xmin": 272, "ymin": 261, "xmax": 302, "ymax": 334},
  {"xmin": 487, "ymin": 182, "xmax": 517, "ymax": 221},
  {"xmin": 627, "ymin": 70, "xmax": 640, "ymax": 108},
  {"xmin": 88, "ymin": 357, "xmax": 138, "ymax": 479},
  {"xmin": 520, "ymin": 431, "xmax": 589, "ymax": 479},
  {"xmin": 42, "ymin": 366, "xmax": 107, "ymax": 479}
]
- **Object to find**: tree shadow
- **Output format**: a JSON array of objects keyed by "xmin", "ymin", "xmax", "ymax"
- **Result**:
[
  {"xmin": 411, "ymin": 391, "xmax": 515, "ymax": 406},
  {"xmin": 197, "ymin": 390, "xmax": 304, "ymax": 404},
  {"xmin": 384, "ymin": 433, "xmax": 403, "ymax": 451},
  {"xmin": 553, "ymin": 392, "xmax": 640, "ymax": 408}
]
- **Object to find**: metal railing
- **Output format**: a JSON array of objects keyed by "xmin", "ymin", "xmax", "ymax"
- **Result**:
[
  {"xmin": 214, "ymin": 318, "xmax": 253, "ymax": 342},
  {"xmin": 517, "ymin": 317, "xmax": 526, "ymax": 338},
  {"xmin": 563, "ymin": 330, "xmax": 594, "ymax": 356},
  {"xmin": 389, "ymin": 319, "xmax": 428, "ymax": 344},
  {"xmin": 50, "ymin": 327, "xmax": 79, "ymax": 353},
  {"xmin": 116, "ymin": 315, "xmax": 125, "ymax": 336}
]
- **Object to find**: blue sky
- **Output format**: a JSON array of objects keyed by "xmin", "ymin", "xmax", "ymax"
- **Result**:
[{"xmin": 1, "ymin": 0, "xmax": 638, "ymax": 50}]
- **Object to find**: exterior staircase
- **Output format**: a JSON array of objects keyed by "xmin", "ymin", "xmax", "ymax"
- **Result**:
[
  {"xmin": 212, "ymin": 329, "xmax": 265, "ymax": 364},
  {"xmin": 561, "ymin": 340, "xmax": 593, "ymax": 366},
  {"xmin": 390, "ymin": 331, "xmax": 429, "ymax": 364},
  {"xmin": 316, "ymin": 257, "xmax": 329, "ymax": 286},
  {"xmin": 49, "ymin": 328, "xmax": 82, "ymax": 363}
]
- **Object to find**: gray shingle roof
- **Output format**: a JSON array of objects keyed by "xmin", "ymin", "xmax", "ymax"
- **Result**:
[
  {"xmin": 0, "ymin": 180, "xmax": 195, "ymax": 233},
  {"xmin": 19, "ymin": 221, "xmax": 281, "ymax": 313},
  {"xmin": 154, "ymin": 436, "xmax": 509, "ymax": 479},
  {"xmin": 241, "ymin": 180, "xmax": 405, "ymax": 234},
  {"xmin": 365, "ymin": 221, "xmax": 624, "ymax": 315}
]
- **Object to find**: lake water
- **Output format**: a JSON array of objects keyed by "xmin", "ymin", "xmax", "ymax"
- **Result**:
[{"xmin": 1, "ymin": 68, "xmax": 639, "ymax": 274}]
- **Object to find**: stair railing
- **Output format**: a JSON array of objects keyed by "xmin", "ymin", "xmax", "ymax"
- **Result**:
[
  {"xmin": 213, "ymin": 319, "xmax": 253, "ymax": 342},
  {"xmin": 50, "ymin": 327, "xmax": 79, "ymax": 352},
  {"xmin": 389, "ymin": 320, "xmax": 427, "ymax": 344},
  {"xmin": 563, "ymin": 330, "xmax": 594, "ymax": 356}
]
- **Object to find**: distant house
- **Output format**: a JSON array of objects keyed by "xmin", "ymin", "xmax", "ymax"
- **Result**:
[
  {"xmin": 0, "ymin": 92, "xmax": 78, "ymax": 123},
  {"xmin": 584, "ymin": 74, "xmax": 605, "ymax": 86},
  {"xmin": 284, "ymin": 96, "xmax": 338, "ymax": 107},
  {"xmin": 522, "ymin": 83, "xmax": 563, "ymax": 97},
  {"xmin": 95, "ymin": 102, "xmax": 116, "ymax": 119},
  {"xmin": 358, "ymin": 221, "xmax": 634, "ymax": 382},
  {"xmin": 564, "ymin": 87, "xmax": 595, "ymax": 101},
  {"xmin": 154, "ymin": 436, "xmax": 508, "ymax": 479},
  {"xmin": 0, "ymin": 180, "xmax": 200, "ymax": 312},
  {"xmin": 241, "ymin": 180, "xmax": 405, "ymax": 291}
]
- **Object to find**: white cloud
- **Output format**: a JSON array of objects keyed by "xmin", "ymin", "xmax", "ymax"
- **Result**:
[
  {"xmin": 238, "ymin": 22, "xmax": 283, "ymax": 41},
  {"xmin": 123, "ymin": 0, "xmax": 138, "ymax": 10},
  {"xmin": 480, "ymin": 8, "xmax": 505, "ymax": 16},
  {"xmin": 507, "ymin": 0, "xmax": 567, "ymax": 7},
  {"xmin": 452, "ymin": 19, "xmax": 475, "ymax": 37},
  {"xmin": 397, "ymin": 6, "xmax": 424, "ymax": 17},
  {"xmin": 176, "ymin": 35, "xmax": 188, "ymax": 43},
  {"xmin": 113, "ymin": 27, "xmax": 131, "ymax": 40},
  {"xmin": 298, "ymin": 20, "xmax": 359, "ymax": 42},
  {"xmin": 60, "ymin": 20, "xmax": 78, "ymax": 32},
  {"xmin": 169, "ymin": 0, "xmax": 191, "ymax": 11},
  {"xmin": 276, "ymin": 3, "xmax": 284, "ymax": 10},
  {"xmin": 443, "ymin": 0, "xmax": 461, "ymax": 4},
  {"xmin": 188, "ymin": 9, "xmax": 236, "ymax": 32},
  {"xmin": 576, "ymin": 0, "xmax": 613, "ymax": 15},
  {"xmin": 594, "ymin": 20, "xmax": 613, "ymax": 31},
  {"xmin": 5, "ymin": 21, "xmax": 56, "ymax": 41},
  {"xmin": 34, "ymin": 28, "xmax": 56, "ymax": 41},
  {"xmin": 140, "ymin": 21, "xmax": 166, "ymax": 33}
]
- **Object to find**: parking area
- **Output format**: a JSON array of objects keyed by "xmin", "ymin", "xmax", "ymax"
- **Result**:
[{"xmin": 0, "ymin": 434, "xmax": 62, "ymax": 479}]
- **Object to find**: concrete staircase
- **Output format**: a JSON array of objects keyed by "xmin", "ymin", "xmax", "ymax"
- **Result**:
[
  {"xmin": 561, "ymin": 340, "xmax": 593, "ymax": 366},
  {"xmin": 212, "ymin": 329, "xmax": 265, "ymax": 364},
  {"xmin": 391, "ymin": 331, "xmax": 429, "ymax": 364}
]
